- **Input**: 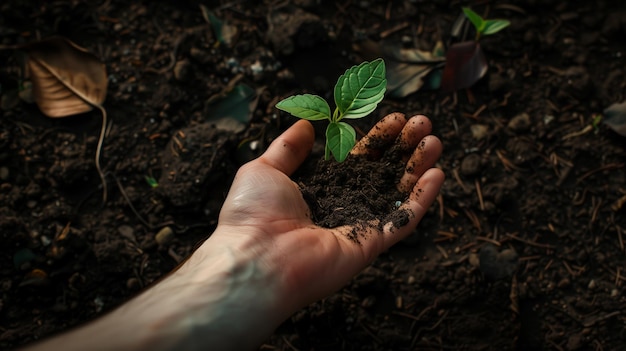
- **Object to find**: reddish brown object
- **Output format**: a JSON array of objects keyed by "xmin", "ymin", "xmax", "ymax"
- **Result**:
[{"xmin": 441, "ymin": 41, "xmax": 487, "ymax": 92}]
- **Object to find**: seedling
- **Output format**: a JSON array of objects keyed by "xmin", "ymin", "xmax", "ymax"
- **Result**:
[
  {"xmin": 441, "ymin": 8, "xmax": 510, "ymax": 92},
  {"xmin": 276, "ymin": 59, "xmax": 387, "ymax": 162}
]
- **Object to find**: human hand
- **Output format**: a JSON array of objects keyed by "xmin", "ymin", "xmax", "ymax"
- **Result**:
[
  {"xmin": 208, "ymin": 112, "xmax": 444, "ymax": 317},
  {"xmin": 20, "ymin": 113, "xmax": 444, "ymax": 351}
]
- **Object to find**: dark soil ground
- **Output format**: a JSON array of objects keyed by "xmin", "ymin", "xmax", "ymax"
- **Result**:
[{"xmin": 1, "ymin": 1, "xmax": 626, "ymax": 350}]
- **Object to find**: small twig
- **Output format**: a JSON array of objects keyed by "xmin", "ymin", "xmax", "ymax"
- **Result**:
[
  {"xmin": 582, "ymin": 311, "xmax": 621, "ymax": 328},
  {"xmin": 495, "ymin": 149, "xmax": 523, "ymax": 172},
  {"xmin": 612, "ymin": 194, "xmax": 626, "ymax": 211},
  {"xmin": 379, "ymin": 22, "xmax": 410, "ymax": 38},
  {"xmin": 435, "ymin": 244, "xmax": 449, "ymax": 259},
  {"xmin": 561, "ymin": 125, "xmax": 593, "ymax": 140},
  {"xmin": 476, "ymin": 236, "xmax": 501, "ymax": 246},
  {"xmin": 452, "ymin": 168, "xmax": 470, "ymax": 192},
  {"xmin": 471, "ymin": 104, "xmax": 487, "ymax": 119},
  {"xmin": 458, "ymin": 241, "xmax": 477, "ymax": 252},
  {"xmin": 113, "ymin": 174, "xmax": 152, "ymax": 229},
  {"xmin": 410, "ymin": 310, "xmax": 449, "ymax": 349},
  {"xmin": 281, "ymin": 335, "xmax": 299, "ymax": 351},
  {"xmin": 506, "ymin": 233, "xmax": 556, "ymax": 249},
  {"xmin": 543, "ymin": 259, "xmax": 554, "ymax": 271},
  {"xmin": 359, "ymin": 322, "xmax": 382, "ymax": 344},
  {"xmin": 437, "ymin": 193, "xmax": 444, "ymax": 222},
  {"xmin": 561, "ymin": 260, "xmax": 577, "ymax": 277},
  {"xmin": 464, "ymin": 209, "xmax": 481, "ymax": 231},
  {"xmin": 589, "ymin": 197, "xmax": 602, "ymax": 225},
  {"xmin": 577, "ymin": 163, "xmax": 625, "ymax": 184},
  {"xmin": 475, "ymin": 178, "xmax": 485, "ymax": 211},
  {"xmin": 518, "ymin": 255, "xmax": 541, "ymax": 262}
]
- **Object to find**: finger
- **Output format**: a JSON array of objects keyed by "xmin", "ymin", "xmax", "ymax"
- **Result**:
[
  {"xmin": 258, "ymin": 120, "xmax": 315, "ymax": 175},
  {"xmin": 383, "ymin": 167, "xmax": 446, "ymax": 243},
  {"xmin": 398, "ymin": 135, "xmax": 443, "ymax": 193},
  {"xmin": 395, "ymin": 115, "xmax": 433, "ymax": 153},
  {"xmin": 351, "ymin": 112, "xmax": 406, "ymax": 157}
]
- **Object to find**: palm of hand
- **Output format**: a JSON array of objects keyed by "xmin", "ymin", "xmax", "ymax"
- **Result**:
[{"xmin": 211, "ymin": 113, "xmax": 444, "ymax": 311}]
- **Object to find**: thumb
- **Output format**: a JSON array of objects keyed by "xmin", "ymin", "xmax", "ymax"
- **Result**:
[{"xmin": 258, "ymin": 120, "xmax": 315, "ymax": 175}]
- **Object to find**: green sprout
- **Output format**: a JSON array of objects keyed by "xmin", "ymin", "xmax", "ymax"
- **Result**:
[
  {"xmin": 591, "ymin": 113, "xmax": 603, "ymax": 131},
  {"xmin": 144, "ymin": 175, "xmax": 159, "ymax": 188},
  {"xmin": 276, "ymin": 59, "xmax": 387, "ymax": 162},
  {"xmin": 462, "ymin": 7, "xmax": 511, "ymax": 41}
]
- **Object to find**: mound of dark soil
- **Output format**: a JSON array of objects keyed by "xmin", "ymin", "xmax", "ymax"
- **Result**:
[{"xmin": 297, "ymin": 151, "xmax": 409, "ymax": 242}]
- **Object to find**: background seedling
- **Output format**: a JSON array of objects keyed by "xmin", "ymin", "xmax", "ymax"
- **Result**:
[
  {"xmin": 441, "ymin": 8, "xmax": 510, "ymax": 92},
  {"xmin": 276, "ymin": 59, "xmax": 387, "ymax": 162}
]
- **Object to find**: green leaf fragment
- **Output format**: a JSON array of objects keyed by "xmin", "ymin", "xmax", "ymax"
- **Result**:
[
  {"xmin": 462, "ymin": 7, "xmax": 485, "ymax": 32},
  {"xmin": 326, "ymin": 122, "xmax": 356, "ymax": 162},
  {"xmin": 144, "ymin": 176, "xmax": 159, "ymax": 188},
  {"xmin": 334, "ymin": 58, "xmax": 387, "ymax": 120},
  {"xmin": 276, "ymin": 94, "xmax": 331, "ymax": 121},
  {"xmin": 482, "ymin": 19, "xmax": 511, "ymax": 35}
]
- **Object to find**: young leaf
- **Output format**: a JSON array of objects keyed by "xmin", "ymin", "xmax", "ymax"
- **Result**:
[
  {"xmin": 334, "ymin": 59, "xmax": 386, "ymax": 120},
  {"xmin": 276, "ymin": 94, "xmax": 331, "ymax": 121},
  {"xmin": 462, "ymin": 7, "xmax": 485, "ymax": 33},
  {"xmin": 326, "ymin": 121, "xmax": 356, "ymax": 162},
  {"xmin": 482, "ymin": 19, "xmax": 510, "ymax": 36}
]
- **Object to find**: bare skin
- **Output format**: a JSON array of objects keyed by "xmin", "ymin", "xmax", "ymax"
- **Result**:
[{"xmin": 22, "ymin": 113, "xmax": 444, "ymax": 351}]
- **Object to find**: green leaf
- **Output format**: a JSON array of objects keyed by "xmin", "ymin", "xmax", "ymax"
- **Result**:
[
  {"xmin": 326, "ymin": 122, "xmax": 356, "ymax": 162},
  {"xmin": 205, "ymin": 83, "xmax": 259, "ymax": 133},
  {"xmin": 334, "ymin": 58, "xmax": 387, "ymax": 120},
  {"xmin": 462, "ymin": 7, "xmax": 485, "ymax": 33},
  {"xmin": 482, "ymin": 19, "xmax": 511, "ymax": 36},
  {"xmin": 275, "ymin": 94, "xmax": 331, "ymax": 121}
]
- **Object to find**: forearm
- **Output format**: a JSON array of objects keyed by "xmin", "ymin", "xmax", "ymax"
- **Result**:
[{"xmin": 22, "ymin": 227, "xmax": 289, "ymax": 351}]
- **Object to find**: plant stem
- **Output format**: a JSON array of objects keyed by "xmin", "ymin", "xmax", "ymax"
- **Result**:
[{"xmin": 95, "ymin": 104, "xmax": 108, "ymax": 204}]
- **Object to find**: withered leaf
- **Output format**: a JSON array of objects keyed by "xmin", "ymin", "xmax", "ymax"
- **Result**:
[
  {"xmin": 441, "ymin": 41, "xmax": 487, "ymax": 92},
  {"xmin": 354, "ymin": 39, "xmax": 445, "ymax": 98},
  {"xmin": 21, "ymin": 36, "xmax": 107, "ymax": 117}
]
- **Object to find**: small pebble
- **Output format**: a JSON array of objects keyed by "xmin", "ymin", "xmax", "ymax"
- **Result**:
[
  {"xmin": 460, "ymin": 154, "xmax": 482, "ymax": 176},
  {"xmin": 118, "ymin": 225, "xmax": 136, "ymax": 242},
  {"xmin": 470, "ymin": 124, "xmax": 489, "ymax": 140},
  {"xmin": 126, "ymin": 277, "xmax": 141, "ymax": 290},
  {"xmin": 173, "ymin": 60, "xmax": 191, "ymax": 81},
  {"xmin": 508, "ymin": 112, "xmax": 531, "ymax": 132},
  {"xmin": 587, "ymin": 279, "xmax": 596, "ymax": 289},
  {"xmin": 155, "ymin": 226, "xmax": 175, "ymax": 246},
  {"xmin": 361, "ymin": 295, "xmax": 376, "ymax": 308}
]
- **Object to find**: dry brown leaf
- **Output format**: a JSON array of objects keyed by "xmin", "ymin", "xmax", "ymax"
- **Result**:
[
  {"xmin": 19, "ymin": 37, "xmax": 109, "ymax": 203},
  {"xmin": 21, "ymin": 36, "xmax": 107, "ymax": 117}
]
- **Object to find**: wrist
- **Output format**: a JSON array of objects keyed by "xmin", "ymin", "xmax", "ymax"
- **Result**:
[{"xmin": 142, "ymin": 226, "xmax": 291, "ymax": 350}]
